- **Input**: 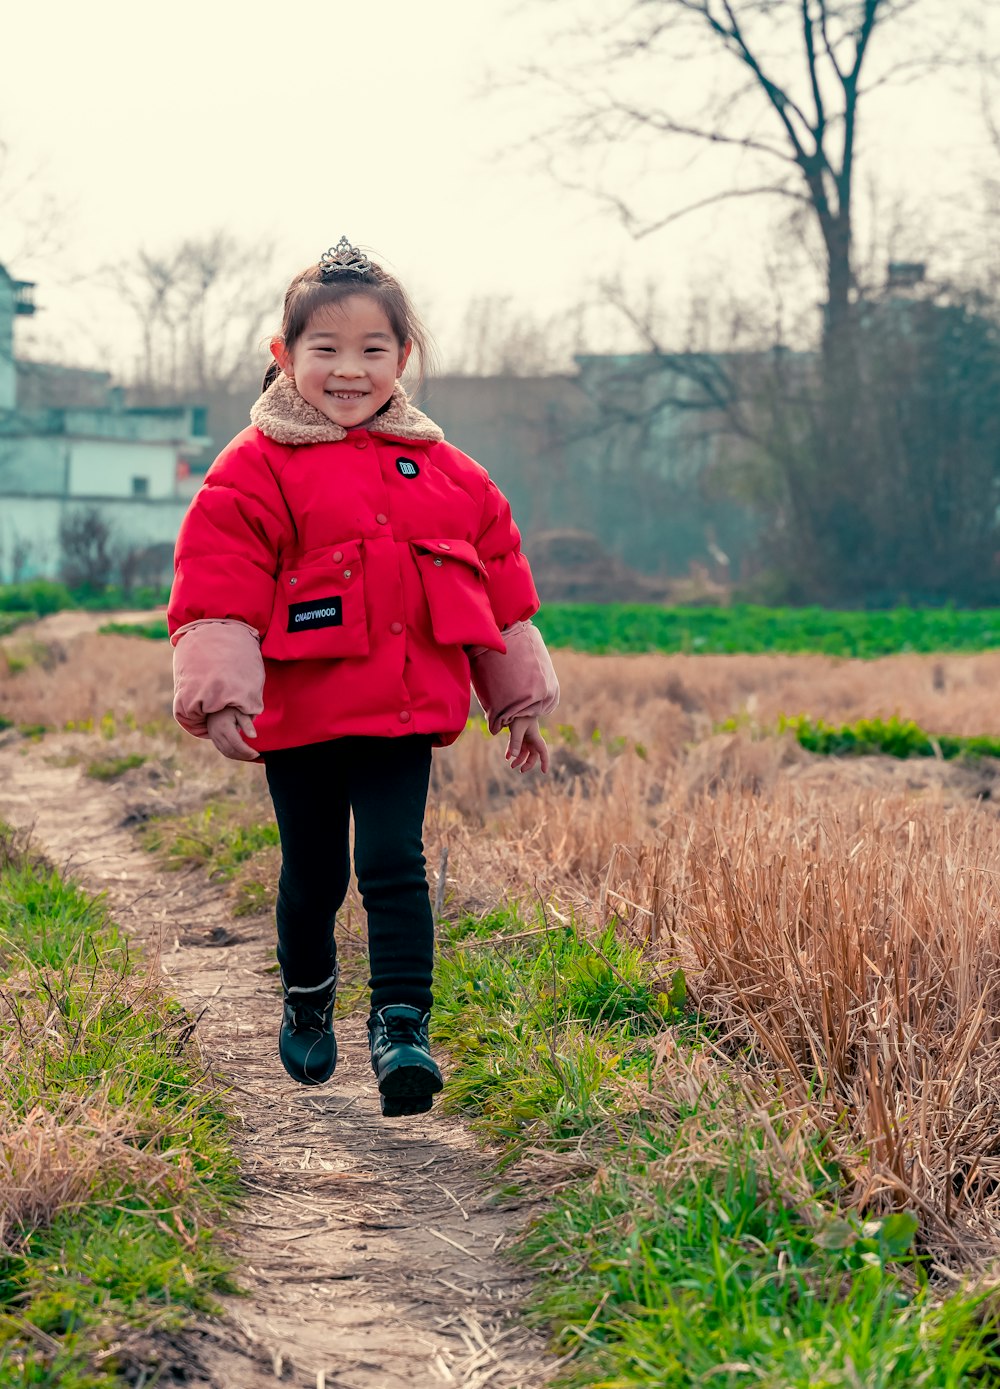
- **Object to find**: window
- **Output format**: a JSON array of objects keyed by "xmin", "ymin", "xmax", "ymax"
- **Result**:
[{"xmin": 131, "ymin": 476, "xmax": 149, "ymax": 497}]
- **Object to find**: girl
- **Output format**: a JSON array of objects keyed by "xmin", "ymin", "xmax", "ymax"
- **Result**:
[{"xmin": 168, "ymin": 238, "xmax": 560, "ymax": 1117}]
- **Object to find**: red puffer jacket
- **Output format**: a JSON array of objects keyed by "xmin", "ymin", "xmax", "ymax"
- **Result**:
[{"xmin": 168, "ymin": 377, "xmax": 542, "ymax": 753}]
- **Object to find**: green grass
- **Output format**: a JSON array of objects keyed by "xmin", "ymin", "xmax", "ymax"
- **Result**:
[
  {"xmin": 2, "ymin": 638, "xmax": 54, "ymax": 676},
  {"xmin": 70, "ymin": 586, "xmax": 170, "ymax": 613},
  {"xmin": 0, "ymin": 825, "xmax": 239, "ymax": 1385},
  {"xmin": 84, "ymin": 754, "xmax": 147, "ymax": 781},
  {"xmin": 720, "ymin": 713, "xmax": 1000, "ymax": 762},
  {"xmin": 520, "ymin": 1148, "xmax": 996, "ymax": 1388},
  {"xmin": 0, "ymin": 582, "xmax": 75, "ymax": 618},
  {"xmin": 432, "ymin": 906, "xmax": 1000, "ymax": 1386},
  {"xmin": 0, "ymin": 582, "xmax": 168, "ymax": 639},
  {"xmin": 231, "ymin": 880, "xmax": 271, "ymax": 917},
  {"xmin": 97, "ymin": 620, "xmax": 169, "ymax": 641},
  {"xmin": 535, "ymin": 603, "xmax": 1000, "ymax": 656},
  {"xmin": 141, "ymin": 805, "xmax": 279, "ymax": 881},
  {"xmin": 0, "ymin": 613, "xmax": 33, "ymax": 638}
]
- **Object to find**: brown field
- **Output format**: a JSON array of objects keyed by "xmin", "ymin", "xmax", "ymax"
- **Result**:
[{"xmin": 5, "ymin": 621, "xmax": 1000, "ymax": 1272}]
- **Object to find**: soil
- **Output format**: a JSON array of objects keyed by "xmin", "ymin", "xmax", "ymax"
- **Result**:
[{"xmin": 0, "ymin": 621, "xmax": 557, "ymax": 1388}]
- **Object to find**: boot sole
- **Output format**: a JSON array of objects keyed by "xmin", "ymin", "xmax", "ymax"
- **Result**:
[
  {"xmin": 381, "ymin": 1093, "xmax": 434, "ymax": 1117},
  {"xmin": 377, "ymin": 1059, "xmax": 443, "ymax": 1117}
]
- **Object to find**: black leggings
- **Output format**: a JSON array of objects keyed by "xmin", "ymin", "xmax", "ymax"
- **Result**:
[{"xmin": 263, "ymin": 735, "xmax": 435, "ymax": 1014}]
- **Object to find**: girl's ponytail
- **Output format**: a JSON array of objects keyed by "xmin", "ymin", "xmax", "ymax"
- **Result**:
[{"xmin": 261, "ymin": 360, "xmax": 281, "ymax": 393}]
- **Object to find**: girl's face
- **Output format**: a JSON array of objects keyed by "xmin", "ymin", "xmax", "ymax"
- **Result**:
[{"xmin": 271, "ymin": 294, "xmax": 412, "ymax": 429}]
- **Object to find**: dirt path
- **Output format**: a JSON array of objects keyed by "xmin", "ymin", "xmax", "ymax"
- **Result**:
[{"xmin": 0, "ymin": 733, "xmax": 556, "ymax": 1388}]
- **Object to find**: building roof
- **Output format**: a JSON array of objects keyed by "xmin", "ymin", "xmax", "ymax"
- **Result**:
[{"xmin": 15, "ymin": 361, "xmax": 114, "ymax": 410}]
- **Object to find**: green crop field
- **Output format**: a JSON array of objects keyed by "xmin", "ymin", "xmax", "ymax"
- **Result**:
[{"xmin": 533, "ymin": 603, "xmax": 1000, "ymax": 656}]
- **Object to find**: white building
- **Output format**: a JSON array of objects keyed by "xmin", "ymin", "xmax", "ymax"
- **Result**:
[{"xmin": 0, "ymin": 262, "xmax": 209, "ymax": 582}]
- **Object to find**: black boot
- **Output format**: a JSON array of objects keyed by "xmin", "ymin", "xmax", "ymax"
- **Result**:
[
  {"xmin": 279, "ymin": 966, "xmax": 339, "ymax": 1085},
  {"xmin": 368, "ymin": 1004, "xmax": 443, "ymax": 1117}
]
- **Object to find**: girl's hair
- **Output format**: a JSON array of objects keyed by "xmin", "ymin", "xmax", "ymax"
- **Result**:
[{"xmin": 261, "ymin": 253, "xmax": 432, "ymax": 393}]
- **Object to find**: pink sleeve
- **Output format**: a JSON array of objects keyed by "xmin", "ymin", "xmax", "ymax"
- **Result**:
[
  {"xmin": 468, "ymin": 620, "xmax": 560, "ymax": 735},
  {"xmin": 171, "ymin": 619, "xmax": 264, "ymax": 738}
]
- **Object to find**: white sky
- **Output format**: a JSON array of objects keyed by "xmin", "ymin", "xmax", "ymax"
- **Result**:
[{"xmin": 3, "ymin": 0, "xmax": 997, "ymax": 375}]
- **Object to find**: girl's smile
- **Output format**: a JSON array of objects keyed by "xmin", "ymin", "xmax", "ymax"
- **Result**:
[{"xmin": 271, "ymin": 295, "xmax": 412, "ymax": 429}]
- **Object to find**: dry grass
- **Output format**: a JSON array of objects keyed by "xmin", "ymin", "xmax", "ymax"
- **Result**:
[
  {"xmin": 0, "ymin": 631, "xmax": 175, "ymax": 731},
  {"xmin": 0, "ymin": 1095, "xmax": 190, "ymax": 1251},
  {"xmin": 672, "ymin": 788, "xmax": 1000, "ymax": 1256},
  {"xmin": 11, "ymin": 627, "xmax": 1000, "ymax": 1269},
  {"xmin": 432, "ymin": 651, "xmax": 1000, "ymax": 1268},
  {"xmin": 550, "ymin": 648, "xmax": 1000, "ymax": 739}
]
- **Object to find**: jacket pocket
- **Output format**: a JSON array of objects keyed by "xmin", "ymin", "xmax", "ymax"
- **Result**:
[
  {"xmin": 410, "ymin": 538, "xmax": 505, "ymax": 651},
  {"xmin": 262, "ymin": 541, "xmax": 370, "ymax": 661}
]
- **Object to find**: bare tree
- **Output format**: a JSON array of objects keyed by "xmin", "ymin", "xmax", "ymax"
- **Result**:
[
  {"xmin": 105, "ymin": 233, "xmax": 277, "ymax": 399},
  {"xmin": 58, "ymin": 506, "xmax": 116, "ymax": 592},
  {"xmin": 533, "ymin": 0, "xmax": 973, "ymax": 363},
  {"xmin": 445, "ymin": 294, "xmax": 588, "ymax": 375}
]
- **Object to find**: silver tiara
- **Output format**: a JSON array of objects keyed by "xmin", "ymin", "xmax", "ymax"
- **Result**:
[{"xmin": 318, "ymin": 236, "xmax": 373, "ymax": 279}]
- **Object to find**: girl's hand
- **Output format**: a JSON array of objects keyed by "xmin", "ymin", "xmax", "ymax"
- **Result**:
[
  {"xmin": 205, "ymin": 706, "xmax": 260, "ymax": 761},
  {"xmin": 505, "ymin": 716, "xmax": 549, "ymax": 774}
]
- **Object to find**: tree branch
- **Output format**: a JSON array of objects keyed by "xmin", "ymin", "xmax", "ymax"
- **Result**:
[
  {"xmin": 802, "ymin": 0, "xmax": 827, "ymax": 142},
  {"xmin": 717, "ymin": 0, "xmax": 814, "ymax": 161},
  {"xmin": 593, "ymin": 96, "xmax": 800, "ymax": 164},
  {"xmin": 818, "ymin": 2, "xmax": 847, "ymax": 85},
  {"xmin": 544, "ymin": 151, "xmax": 810, "ymax": 239},
  {"xmin": 838, "ymin": 0, "xmax": 882, "ymax": 220}
]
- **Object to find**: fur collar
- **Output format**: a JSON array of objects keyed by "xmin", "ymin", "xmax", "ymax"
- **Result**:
[{"xmin": 250, "ymin": 374, "xmax": 444, "ymax": 446}]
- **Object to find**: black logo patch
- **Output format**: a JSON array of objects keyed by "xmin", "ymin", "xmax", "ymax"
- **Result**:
[
  {"xmin": 396, "ymin": 457, "xmax": 420, "ymax": 478},
  {"xmin": 287, "ymin": 596, "xmax": 343, "ymax": 632}
]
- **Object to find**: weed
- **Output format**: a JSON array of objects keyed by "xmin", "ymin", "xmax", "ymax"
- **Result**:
[
  {"xmin": 433, "ymin": 911, "xmax": 693, "ymax": 1154},
  {"xmin": 520, "ymin": 1136, "xmax": 999, "ymax": 1386},
  {"xmin": 63, "ymin": 718, "xmax": 95, "ymax": 733},
  {"xmin": 783, "ymin": 713, "xmax": 1000, "ymax": 760},
  {"xmin": 98, "ymin": 620, "xmax": 169, "ymax": 641},
  {"xmin": 85, "ymin": 754, "xmax": 147, "ymax": 781},
  {"xmin": 0, "ymin": 613, "xmax": 31, "ymax": 637},
  {"xmin": 142, "ymin": 805, "xmax": 278, "ymax": 881},
  {"xmin": 3, "ymin": 641, "xmax": 50, "ymax": 677},
  {"xmin": 232, "ymin": 880, "xmax": 271, "ymax": 917},
  {"xmin": 0, "ymin": 581, "xmax": 73, "ymax": 616},
  {"xmin": 718, "ymin": 712, "xmax": 1000, "ymax": 761}
]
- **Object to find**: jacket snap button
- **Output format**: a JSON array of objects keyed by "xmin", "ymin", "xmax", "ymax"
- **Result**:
[
  {"xmin": 289, "ymin": 577, "xmax": 297, "ymax": 585},
  {"xmin": 343, "ymin": 569, "xmax": 352, "ymax": 578},
  {"xmin": 332, "ymin": 550, "xmax": 343, "ymax": 562},
  {"xmin": 354, "ymin": 439, "xmax": 367, "ymax": 449},
  {"xmin": 390, "ymin": 621, "xmax": 403, "ymax": 634},
  {"xmin": 376, "ymin": 513, "xmax": 387, "ymax": 525},
  {"xmin": 438, "ymin": 542, "xmax": 451, "ymax": 550},
  {"xmin": 398, "ymin": 710, "xmax": 411, "ymax": 723},
  {"xmin": 433, "ymin": 557, "xmax": 443, "ymax": 567}
]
